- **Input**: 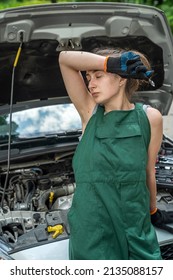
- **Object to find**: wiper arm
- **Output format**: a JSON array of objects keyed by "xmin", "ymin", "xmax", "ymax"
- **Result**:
[
  {"xmin": 45, "ymin": 130, "xmax": 82, "ymax": 139},
  {"xmin": 0, "ymin": 130, "xmax": 82, "ymax": 148}
]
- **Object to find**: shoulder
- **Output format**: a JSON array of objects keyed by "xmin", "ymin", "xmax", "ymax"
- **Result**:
[
  {"xmin": 146, "ymin": 107, "xmax": 163, "ymax": 127},
  {"xmin": 146, "ymin": 107, "xmax": 163, "ymax": 144}
]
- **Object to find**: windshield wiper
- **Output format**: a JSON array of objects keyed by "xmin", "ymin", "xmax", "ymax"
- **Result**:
[
  {"xmin": 0, "ymin": 130, "xmax": 82, "ymax": 149},
  {"xmin": 45, "ymin": 130, "xmax": 82, "ymax": 139},
  {"xmin": 13, "ymin": 130, "xmax": 82, "ymax": 141}
]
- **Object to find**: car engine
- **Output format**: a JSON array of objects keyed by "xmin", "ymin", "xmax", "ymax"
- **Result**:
[{"xmin": 0, "ymin": 153, "xmax": 75, "ymax": 251}]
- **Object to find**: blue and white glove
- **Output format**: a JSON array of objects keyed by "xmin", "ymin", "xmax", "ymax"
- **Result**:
[{"xmin": 104, "ymin": 51, "xmax": 154, "ymax": 81}]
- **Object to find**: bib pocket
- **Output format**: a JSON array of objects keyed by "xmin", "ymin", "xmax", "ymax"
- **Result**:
[{"xmin": 95, "ymin": 123, "xmax": 145, "ymax": 171}]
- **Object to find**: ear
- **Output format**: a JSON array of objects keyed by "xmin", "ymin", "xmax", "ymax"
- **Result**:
[{"xmin": 119, "ymin": 77, "xmax": 127, "ymax": 87}]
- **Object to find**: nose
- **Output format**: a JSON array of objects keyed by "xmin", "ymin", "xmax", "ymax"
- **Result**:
[{"xmin": 88, "ymin": 78, "xmax": 96, "ymax": 92}]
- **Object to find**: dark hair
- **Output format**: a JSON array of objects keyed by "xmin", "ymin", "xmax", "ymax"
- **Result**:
[{"xmin": 91, "ymin": 48, "xmax": 152, "ymax": 100}]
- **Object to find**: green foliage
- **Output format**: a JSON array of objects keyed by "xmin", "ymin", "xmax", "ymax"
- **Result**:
[
  {"xmin": 0, "ymin": 0, "xmax": 50, "ymax": 9},
  {"xmin": 159, "ymin": 3, "xmax": 173, "ymax": 31}
]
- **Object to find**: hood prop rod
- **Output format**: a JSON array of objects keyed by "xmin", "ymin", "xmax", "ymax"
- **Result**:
[{"xmin": 0, "ymin": 32, "xmax": 24, "ymax": 211}]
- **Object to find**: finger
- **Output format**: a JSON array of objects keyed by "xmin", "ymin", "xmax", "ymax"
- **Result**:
[
  {"xmin": 145, "ymin": 70, "xmax": 154, "ymax": 78},
  {"xmin": 135, "ymin": 66, "xmax": 147, "ymax": 73},
  {"xmin": 127, "ymin": 61, "xmax": 143, "ymax": 73},
  {"xmin": 133, "ymin": 70, "xmax": 154, "ymax": 80},
  {"xmin": 126, "ymin": 59, "xmax": 142, "ymax": 67},
  {"xmin": 121, "ymin": 52, "xmax": 140, "ymax": 68}
]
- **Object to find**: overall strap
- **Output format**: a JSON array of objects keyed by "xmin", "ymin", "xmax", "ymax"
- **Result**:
[{"xmin": 135, "ymin": 103, "xmax": 151, "ymax": 150}]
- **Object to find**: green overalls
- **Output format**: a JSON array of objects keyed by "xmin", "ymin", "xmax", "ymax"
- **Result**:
[{"xmin": 68, "ymin": 103, "xmax": 162, "ymax": 260}]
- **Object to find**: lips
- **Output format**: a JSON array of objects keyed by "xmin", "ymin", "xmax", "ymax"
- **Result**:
[{"xmin": 91, "ymin": 92, "xmax": 99, "ymax": 97}]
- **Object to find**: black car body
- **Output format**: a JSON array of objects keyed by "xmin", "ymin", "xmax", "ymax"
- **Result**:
[{"xmin": 0, "ymin": 2, "xmax": 173, "ymax": 260}]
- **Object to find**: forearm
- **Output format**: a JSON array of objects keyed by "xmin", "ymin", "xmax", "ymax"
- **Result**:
[
  {"xmin": 146, "ymin": 171, "xmax": 157, "ymax": 213},
  {"xmin": 59, "ymin": 51, "xmax": 105, "ymax": 71}
]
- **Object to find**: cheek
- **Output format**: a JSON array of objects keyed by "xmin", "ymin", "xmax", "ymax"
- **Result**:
[
  {"xmin": 103, "ymin": 79, "xmax": 119, "ymax": 94},
  {"xmin": 99, "ymin": 74, "xmax": 121, "ymax": 94}
]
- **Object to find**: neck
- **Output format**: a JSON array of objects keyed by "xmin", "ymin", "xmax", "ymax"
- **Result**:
[{"xmin": 104, "ymin": 96, "xmax": 134, "ymax": 113}]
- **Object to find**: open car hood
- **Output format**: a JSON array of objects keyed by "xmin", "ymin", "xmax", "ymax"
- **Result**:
[{"xmin": 0, "ymin": 2, "xmax": 173, "ymax": 115}]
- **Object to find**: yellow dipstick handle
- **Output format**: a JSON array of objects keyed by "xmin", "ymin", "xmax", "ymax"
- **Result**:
[
  {"xmin": 47, "ymin": 225, "xmax": 64, "ymax": 239},
  {"xmin": 49, "ymin": 191, "xmax": 54, "ymax": 203}
]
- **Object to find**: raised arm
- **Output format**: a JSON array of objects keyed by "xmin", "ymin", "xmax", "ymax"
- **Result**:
[
  {"xmin": 146, "ymin": 107, "xmax": 163, "ymax": 213},
  {"xmin": 59, "ymin": 51, "xmax": 105, "ymax": 130}
]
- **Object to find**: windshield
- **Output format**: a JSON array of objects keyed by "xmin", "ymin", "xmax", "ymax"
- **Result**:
[{"xmin": 0, "ymin": 103, "xmax": 82, "ymax": 140}]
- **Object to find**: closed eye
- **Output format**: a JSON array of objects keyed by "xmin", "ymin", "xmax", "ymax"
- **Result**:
[
  {"xmin": 85, "ymin": 70, "xmax": 104, "ymax": 86},
  {"xmin": 95, "ymin": 74, "xmax": 102, "ymax": 78}
]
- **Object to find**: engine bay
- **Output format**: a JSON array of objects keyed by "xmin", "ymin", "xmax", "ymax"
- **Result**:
[{"xmin": 0, "ymin": 152, "xmax": 75, "ymax": 251}]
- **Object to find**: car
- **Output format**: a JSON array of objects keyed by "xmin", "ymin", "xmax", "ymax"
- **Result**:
[{"xmin": 0, "ymin": 2, "xmax": 173, "ymax": 260}]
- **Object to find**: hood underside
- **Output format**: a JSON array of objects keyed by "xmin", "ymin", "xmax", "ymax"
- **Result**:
[{"xmin": 0, "ymin": 2, "xmax": 173, "ymax": 115}]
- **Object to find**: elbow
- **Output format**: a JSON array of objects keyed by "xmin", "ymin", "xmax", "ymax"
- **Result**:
[
  {"xmin": 58, "ymin": 51, "xmax": 72, "ymax": 70},
  {"xmin": 58, "ymin": 51, "xmax": 63, "ymax": 65},
  {"xmin": 58, "ymin": 51, "xmax": 68, "ymax": 66}
]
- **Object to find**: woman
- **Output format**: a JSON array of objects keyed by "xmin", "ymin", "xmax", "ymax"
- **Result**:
[{"xmin": 59, "ymin": 48, "xmax": 163, "ymax": 260}]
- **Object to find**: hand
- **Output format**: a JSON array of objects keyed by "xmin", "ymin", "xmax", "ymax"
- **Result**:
[
  {"xmin": 151, "ymin": 208, "xmax": 173, "ymax": 234},
  {"xmin": 105, "ymin": 51, "xmax": 154, "ymax": 80}
]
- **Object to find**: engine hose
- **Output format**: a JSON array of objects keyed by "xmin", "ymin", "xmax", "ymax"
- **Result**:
[{"xmin": 37, "ymin": 184, "xmax": 75, "ymax": 211}]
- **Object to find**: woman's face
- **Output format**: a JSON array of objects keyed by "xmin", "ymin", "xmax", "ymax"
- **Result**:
[{"xmin": 86, "ymin": 70, "xmax": 125, "ymax": 105}]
